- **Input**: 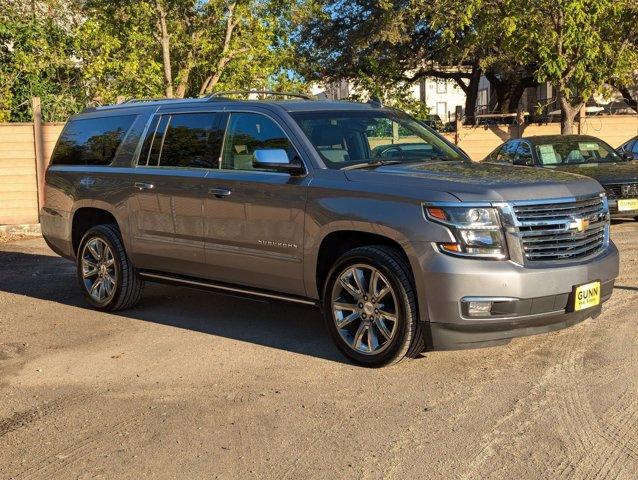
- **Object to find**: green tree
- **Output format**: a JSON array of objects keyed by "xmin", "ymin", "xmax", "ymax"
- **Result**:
[
  {"xmin": 294, "ymin": 0, "xmax": 539, "ymax": 121},
  {"xmin": 521, "ymin": 0, "xmax": 638, "ymax": 133},
  {"xmin": 78, "ymin": 0, "xmax": 303, "ymax": 103},
  {"xmin": 0, "ymin": 0, "xmax": 83, "ymax": 121}
]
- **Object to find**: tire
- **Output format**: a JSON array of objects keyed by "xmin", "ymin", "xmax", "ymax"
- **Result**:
[
  {"xmin": 76, "ymin": 224, "xmax": 143, "ymax": 311},
  {"xmin": 322, "ymin": 245, "xmax": 425, "ymax": 367}
]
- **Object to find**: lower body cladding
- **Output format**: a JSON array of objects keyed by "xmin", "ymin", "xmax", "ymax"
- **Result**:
[{"xmin": 416, "ymin": 241, "xmax": 620, "ymax": 350}]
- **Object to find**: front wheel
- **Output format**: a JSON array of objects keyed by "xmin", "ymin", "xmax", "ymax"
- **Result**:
[
  {"xmin": 322, "ymin": 245, "xmax": 424, "ymax": 367},
  {"xmin": 77, "ymin": 224, "xmax": 143, "ymax": 311}
]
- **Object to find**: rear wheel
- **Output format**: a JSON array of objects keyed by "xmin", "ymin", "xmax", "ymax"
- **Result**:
[
  {"xmin": 77, "ymin": 224, "xmax": 143, "ymax": 311},
  {"xmin": 322, "ymin": 245, "xmax": 424, "ymax": 367}
]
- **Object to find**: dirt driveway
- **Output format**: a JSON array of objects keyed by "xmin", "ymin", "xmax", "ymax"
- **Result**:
[{"xmin": 1, "ymin": 223, "xmax": 636, "ymax": 479}]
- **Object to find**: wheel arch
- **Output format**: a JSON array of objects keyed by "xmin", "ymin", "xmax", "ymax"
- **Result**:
[
  {"xmin": 70, "ymin": 201, "xmax": 127, "ymax": 257},
  {"xmin": 306, "ymin": 223, "xmax": 425, "ymax": 315}
]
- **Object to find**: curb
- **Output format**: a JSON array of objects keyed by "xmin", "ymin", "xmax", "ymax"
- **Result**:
[{"xmin": 0, "ymin": 223, "xmax": 42, "ymax": 236}]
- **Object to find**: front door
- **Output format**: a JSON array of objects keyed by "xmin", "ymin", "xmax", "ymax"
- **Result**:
[
  {"xmin": 128, "ymin": 110, "xmax": 224, "ymax": 278},
  {"xmin": 203, "ymin": 112, "xmax": 309, "ymax": 296}
]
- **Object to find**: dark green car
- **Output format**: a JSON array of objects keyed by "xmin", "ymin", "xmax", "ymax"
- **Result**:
[{"xmin": 485, "ymin": 135, "xmax": 638, "ymax": 218}]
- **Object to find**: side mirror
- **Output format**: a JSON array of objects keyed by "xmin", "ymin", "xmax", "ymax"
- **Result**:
[{"xmin": 253, "ymin": 149, "xmax": 304, "ymax": 175}]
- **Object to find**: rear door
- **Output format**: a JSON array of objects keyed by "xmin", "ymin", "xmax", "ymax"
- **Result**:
[
  {"xmin": 128, "ymin": 110, "xmax": 224, "ymax": 278},
  {"xmin": 202, "ymin": 111, "xmax": 310, "ymax": 296}
]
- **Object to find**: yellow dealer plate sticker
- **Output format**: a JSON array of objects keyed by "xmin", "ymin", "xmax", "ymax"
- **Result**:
[
  {"xmin": 574, "ymin": 281, "xmax": 601, "ymax": 311},
  {"xmin": 618, "ymin": 198, "xmax": 638, "ymax": 211}
]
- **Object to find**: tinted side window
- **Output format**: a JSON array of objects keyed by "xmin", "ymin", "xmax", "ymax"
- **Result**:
[
  {"xmin": 496, "ymin": 141, "xmax": 519, "ymax": 162},
  {"xmin": 632, "ymin": 141, "xmax": 638, "ymax": 154},
  {"xmin": 159, "ymin": 113, "xmax": 223, "ymax": 169},
  {"xmin": 51, "ymin": 115, "xmax": 136, "ymax": 166},
  {"xmin": 514, "ymin": 142, "xmax": 534, "ymax": 166},
  {"xmin": 222, "ymin": 113, "xmax": 295, "ymax": 171},
  {"xmin": 485, "ymin": 145, "xmax": 502, "ymax": 161}
]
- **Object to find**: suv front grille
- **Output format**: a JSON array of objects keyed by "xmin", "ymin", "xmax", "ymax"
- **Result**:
[
  {"xmin": 509, "ymin": 195, "xmax": 608, "ymax": 262},
  {"xmin": 604, "ymin": 183, "xmax": 638, "ymax": 199}
]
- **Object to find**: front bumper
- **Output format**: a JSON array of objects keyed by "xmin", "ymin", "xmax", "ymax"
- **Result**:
[{"xmin": 415, "ymin": 241, "xmax": 619, "ymax": 350}]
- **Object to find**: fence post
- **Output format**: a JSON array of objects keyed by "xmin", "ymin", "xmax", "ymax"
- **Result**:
[
  {"xmin": 578, "ymin": 104, "xmax": 586, "ymax": 134},
  {"xmin": 454, "ymin": 106, "xmax": 462, "ymax": 145},
  {"xmin": 32, "ymin": 97, "xmax": 46, "ymax": 220}
]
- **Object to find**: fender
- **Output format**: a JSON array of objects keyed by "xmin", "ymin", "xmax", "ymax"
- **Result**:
[
  {"xmin": 70, "ymin": 199, "xmax": 132, "ymax": 257},
  {"xmin": 303, "ymin": 220, "xmax": 427, "ymax": 316}
]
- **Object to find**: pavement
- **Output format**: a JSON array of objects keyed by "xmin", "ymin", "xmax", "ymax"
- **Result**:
[{"xmin": 0, "ymin": 222, "xmax": 636, "ymax": 479}]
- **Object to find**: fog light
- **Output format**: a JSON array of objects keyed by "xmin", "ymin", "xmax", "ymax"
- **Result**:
[{"xmin": 467, "ymin": 301, "xmax": 492, "ymax": 317}]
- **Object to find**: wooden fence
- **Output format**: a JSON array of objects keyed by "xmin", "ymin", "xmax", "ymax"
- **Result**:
[
  {"xmin": 442, "ymin": 115, "xmax": 638, "ymax": 160},
  {"xmin": 0, "ymin": 110, "xmax": 637, "ymax": 226}
]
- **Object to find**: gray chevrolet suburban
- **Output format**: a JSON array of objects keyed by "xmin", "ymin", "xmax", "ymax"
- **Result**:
[{"xmin": 41, "ymin": 92, "xmax": 620, "ymax": 366}]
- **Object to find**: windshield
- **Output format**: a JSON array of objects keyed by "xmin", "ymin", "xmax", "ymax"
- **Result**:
[
  {"xmin": 290, "ymin": 110, "xmax": 465, "ymax": 169},
  {"xmin": 536, "ymin": 139, "xmax": 622, "ymax": 166}
]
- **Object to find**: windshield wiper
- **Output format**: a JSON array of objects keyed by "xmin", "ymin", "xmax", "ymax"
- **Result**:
[{"xmin": 341, "ymin": 159, "xmax": 404, "ymax": 171}]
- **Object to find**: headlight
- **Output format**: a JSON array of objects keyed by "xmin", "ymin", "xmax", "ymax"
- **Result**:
[{"xmin": 424, "ymin": 204, "xmax": 508, "ymax": 259}]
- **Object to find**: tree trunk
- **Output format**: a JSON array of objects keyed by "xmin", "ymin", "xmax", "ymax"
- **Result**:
[
  {"xmin": 154, "ymin": 0, "xmax": 173, "ymax": 98},
  {"xmin": 616, "ymin": 84, "xmax": 638, "ymax": 113},
  {"xmin": 485, "ymin": 71, "xmax": 539, "ymax": 114},
  {"xmin": 463, "ymin": 63, "xmax": 481, "ymax": 124},
  {"xmin": 199, "ymin": 2, "xmax": 237, "ymax": 95},
  {"xmin": 557, "ymin": 87, "xmax": 582, "ymax": 135},
  {"xmin": 175, "ymin": 50, "xmax": 194, "ymax": 98}
]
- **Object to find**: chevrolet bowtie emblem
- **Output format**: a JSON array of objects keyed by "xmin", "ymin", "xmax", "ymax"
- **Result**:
[{"xmin": 570, "ymin": 218, "xmax": 590, "ymax": 232}]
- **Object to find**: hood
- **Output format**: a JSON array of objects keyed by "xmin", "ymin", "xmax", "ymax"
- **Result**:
[
  {"xmin": 548, "ymin": 161, "xmax": 638, "ymax": 185},
  {"xmin": 344, "ymin": 161, "xmax": 603, "ymax": 202}
]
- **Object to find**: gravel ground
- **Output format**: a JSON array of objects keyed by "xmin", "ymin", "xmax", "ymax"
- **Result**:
[{"xmin": 1, "ymin": 223, "xmax": 636, "ymax": 479}]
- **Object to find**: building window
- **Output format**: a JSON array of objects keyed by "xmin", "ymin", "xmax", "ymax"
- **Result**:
[
  {"xmin": 477, "ymin": 88, "xmax": 489, "ymax": 115},
  {"xmin": 436, "ymin": 81, "xmax": 447, "ymax": 94},
  {"xmin": 436, "ymin": 102, "xmax": 448, "ymax": 121}
]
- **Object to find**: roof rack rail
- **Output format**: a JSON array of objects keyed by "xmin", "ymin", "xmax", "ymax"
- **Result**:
[
  {"xmin": 205, "ymin": 90, "xmax": 313, "ymax": 101},
  {"xmin": 121, "ymin": 97, "xmax": 189, "ymax": 104}
]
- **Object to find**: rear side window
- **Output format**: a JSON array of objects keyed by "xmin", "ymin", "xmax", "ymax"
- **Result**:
[
  {"xmin": 513, "ymin": 142, "xmax": 534, "ymax": 166},
  {"xmin": 138, "ymin": 113, "xmax": 223, "ymax": 169},
  {"xmin": 51, "ymin": 115, "xmax": 136, "ymax": 166},
  {"xmin": 496, "ymin": 141, "xmax": 519, "ymax": 162}
]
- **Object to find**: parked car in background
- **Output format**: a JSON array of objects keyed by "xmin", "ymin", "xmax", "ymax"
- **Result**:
[
  {"xmin": 41, "ymin": 96, "xmax": 619, "ymax": 367},
  {"xmin": 419, "ymin": 114, "xmax": 444, "ymax": 131},
  {"xmin": 485, "ymin": 135, "xmax": 638, "ymax": 218},
  {"xmin": 618, "ymin": 136, "xmax": 638, "ymax": 161}
]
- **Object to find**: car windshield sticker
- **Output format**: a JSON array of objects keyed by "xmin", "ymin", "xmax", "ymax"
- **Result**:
[
  {"xmin": 579, "ymin": 142, "xmax": 599, "ymax": 151},
  {"xmin": 538, "ymin": 145, "xmax": 559, "ymax": 164}
]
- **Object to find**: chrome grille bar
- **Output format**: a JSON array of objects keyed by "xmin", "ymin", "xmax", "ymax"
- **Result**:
[{"xmin": 500, "ymin": 194, "xmax": 609, "ymax": 264}]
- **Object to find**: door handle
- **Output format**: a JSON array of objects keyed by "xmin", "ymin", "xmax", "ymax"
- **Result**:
[
  {"xmin": 134, "ymin": 182, "xmax": 155, "ymax": 191},
  {"xmin": 208, "ymin": 187, "xmax": 232, "ymax": 198}
]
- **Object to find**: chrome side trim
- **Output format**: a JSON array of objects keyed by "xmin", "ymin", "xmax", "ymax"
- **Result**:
[
  {"xmin": 461, "ymin": 296, "xmax": 518, "ymax": 303},
  {"xmin": 139, "ymin": 272, "xmax": 317, "ymax": 306}
]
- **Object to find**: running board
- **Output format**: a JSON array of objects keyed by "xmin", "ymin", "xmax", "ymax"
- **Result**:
[{"xmin": 139, "ymin": 271, "xmax": 318, "ymax": 306}]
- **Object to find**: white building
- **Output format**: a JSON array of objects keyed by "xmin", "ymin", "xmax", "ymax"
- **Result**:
[
  {"xmin": 311, "ymin": 77, "xmax": 467, "ymax": 122},
  {"xmin": 416, "ymin": 78, "xmax": 466, "ymax": 122}
]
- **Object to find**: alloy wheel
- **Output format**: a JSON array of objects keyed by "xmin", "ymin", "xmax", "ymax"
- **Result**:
[
  {"xmin": 331, "ymin": 263, "xmax": 399, "ymax": 355},
  {"xmin": 81, "ymin": 237, "xmax": 117, "ymax": 303}
]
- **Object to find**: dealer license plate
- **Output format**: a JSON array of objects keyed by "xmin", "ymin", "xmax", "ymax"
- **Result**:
[
  {"xmin": 618, "ymin": 198, "xmax": 638, "ymax": 211},
  {"xmin": 573, "ymin": 281, "xmax": 601, "ymax": 311}
]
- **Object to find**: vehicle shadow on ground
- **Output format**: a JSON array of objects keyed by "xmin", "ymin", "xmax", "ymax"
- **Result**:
[{"xmin": 0, "ymin": 249, "xmax": 349, "ymax": 365}]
